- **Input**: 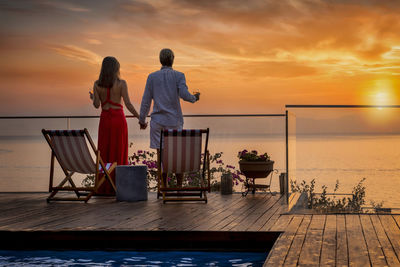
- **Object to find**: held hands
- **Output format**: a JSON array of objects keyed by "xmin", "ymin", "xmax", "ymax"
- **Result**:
[{"xmin": 139, "ymin": 121, "xmax": 148, "ymax": 130}]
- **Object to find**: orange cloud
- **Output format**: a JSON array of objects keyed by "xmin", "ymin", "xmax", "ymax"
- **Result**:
[
  {"xmin": 1, "ymin": 0, "xmax": 400, "ymax": 115},
  {"xmin": 50, "ymin": 45, "xmax": 102, "ymax": 65}
]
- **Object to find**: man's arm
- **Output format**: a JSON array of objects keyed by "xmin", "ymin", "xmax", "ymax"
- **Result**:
[
  {"xmin": 177, "ymin": 73, "xmax": 197, "ymax": 103},
  {"xmin": 139, "ymin": 75, "xmax": 153, "ymax": 124}
]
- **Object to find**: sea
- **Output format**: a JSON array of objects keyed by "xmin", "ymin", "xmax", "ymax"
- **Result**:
[{"xmin": 1, "ymin": 116, "xmax": 399, "ymax": 208}]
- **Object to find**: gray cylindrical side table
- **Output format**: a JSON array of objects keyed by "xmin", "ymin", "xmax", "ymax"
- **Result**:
[
  {"xmin": 116, "ymin": 165, "xmax": 148, "ymax": 202},
  {"xmin": 221, "ymin": 173, "xmax": 233, "ymax": 195}
]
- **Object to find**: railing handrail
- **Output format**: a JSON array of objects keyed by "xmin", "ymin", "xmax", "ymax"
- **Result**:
[
  {"xmin": 0, "ymin": 114, "xmax": 286, "ymax": 119},
  {"xmin": 286, "ymin": 104, "xmax": 400, "ymax": 108}
]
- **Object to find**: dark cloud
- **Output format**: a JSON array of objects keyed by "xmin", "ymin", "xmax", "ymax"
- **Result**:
[
  {"xmin": 120, "ymin": 0, "xmax": 157, "ymax": 15},
  {"xmin": 0, "ymin": 0, "xmax": 91, "ymax": 15}
]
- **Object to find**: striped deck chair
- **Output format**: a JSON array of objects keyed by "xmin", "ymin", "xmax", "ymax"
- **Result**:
[
  {"xmin": 158, "ymin": 128, "xmax": 210, "ymax": 203},
  {"xmin": 42, "ymin": 129, "xmax": 117, "ymax": 202}
]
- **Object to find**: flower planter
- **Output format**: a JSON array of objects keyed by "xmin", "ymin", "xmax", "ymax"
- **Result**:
[
  {"xmin": 239, "ymin": 160, "xmax": 274, "ymax": 178},
  {"xmin": 239, "ymin": 160, "xmax": 275, "ymax": 196}
]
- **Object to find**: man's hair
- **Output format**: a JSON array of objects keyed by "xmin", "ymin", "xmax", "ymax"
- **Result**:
[{"xmin": 159, "ymin": 48, "xmax": 174, "ymax": 66}]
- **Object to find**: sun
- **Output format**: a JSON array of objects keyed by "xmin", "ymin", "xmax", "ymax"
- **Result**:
[
  {"xmin": 363, "ymin": 79, "xmax": 398, "ymax": 123},
  {"xmin": 366, "ymin": 79, "xmax": 397, "ymax": 107},
  {"xmin": 375, "ymin": 92, "xmax": 388, "ymax": 109}
]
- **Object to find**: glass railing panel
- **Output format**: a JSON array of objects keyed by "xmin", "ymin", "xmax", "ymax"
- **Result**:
[
  {"xmin": 287, "ymin": 107, "xmax": 400, "ymax": 209},
  {"xmin": 0, "ymin": 115, "xmax": 286, "ymax": 194}
]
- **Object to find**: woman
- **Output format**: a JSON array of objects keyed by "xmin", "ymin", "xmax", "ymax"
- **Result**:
[{"xmin": 90, "ymin": 56, "xmax": 139, "ymax": 195}]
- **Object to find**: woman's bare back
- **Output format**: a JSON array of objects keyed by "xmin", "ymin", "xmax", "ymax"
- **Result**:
[
  {"xmin": 92, "ymin": 79, "xmax": 139, "ymax": 117},
  {"xmin": 95, "ymin": 80, "xmax": 123, "ymax": 110}
]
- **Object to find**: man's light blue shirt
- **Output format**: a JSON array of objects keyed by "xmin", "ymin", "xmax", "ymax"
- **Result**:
[{"xmin": 139, "ymin": 66, "xmax": 197, "ymax": 127}]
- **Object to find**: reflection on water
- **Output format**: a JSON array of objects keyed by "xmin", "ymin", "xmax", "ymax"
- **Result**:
[{"xmin": 0, "ymin": 250, "xmax": 267, "ymax": 267}]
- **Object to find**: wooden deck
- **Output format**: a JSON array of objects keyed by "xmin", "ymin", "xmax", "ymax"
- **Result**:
[
  {"xmin": 0, "ymin": 192, "xmax": 285, "ymax": 232},
  {"xmin": 1, "ymin": 192, "xmax": 400, "ymax": 266},
  {"xmin": 265, "ymin": 213, "xmax": 400, "ymax": 266}
]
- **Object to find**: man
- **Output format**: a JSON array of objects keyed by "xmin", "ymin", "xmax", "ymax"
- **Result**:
[{"xmin": 139, "ymin": 48, "xmax": 200, "ymax": 187}]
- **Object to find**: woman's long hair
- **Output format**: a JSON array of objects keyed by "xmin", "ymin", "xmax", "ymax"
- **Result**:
[{"xmin": 97, "ymin": 56, "xmax": 120, "ymax": 88}]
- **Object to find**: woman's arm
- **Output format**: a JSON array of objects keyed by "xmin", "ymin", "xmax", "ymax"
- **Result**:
[
  {"xmin": 92, "ymin": 82, "xmax": 101, "ymax": 108},
  {"xmin": 121, "ymin": 80, "xmax": 139, "ymax": 118}
]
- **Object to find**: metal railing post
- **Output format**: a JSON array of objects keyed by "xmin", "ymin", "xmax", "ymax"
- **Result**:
[{"xmin": 285, "ymin": 110, "xmax": 289, "ymax": 204}]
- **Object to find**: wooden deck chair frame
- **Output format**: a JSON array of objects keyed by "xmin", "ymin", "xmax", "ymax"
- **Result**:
[
  {"xmin": 42, "ymin": 128, "xmax": 117, "ymax": 203},
  {"xmin": 157, "ymin": 128, "xmax": 211, "ymax": 203}
]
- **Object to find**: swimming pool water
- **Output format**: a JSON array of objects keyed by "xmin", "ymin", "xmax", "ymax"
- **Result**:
[{"xmin": 0, "ymin": 250, "xmax": 267, "ymax": 266}]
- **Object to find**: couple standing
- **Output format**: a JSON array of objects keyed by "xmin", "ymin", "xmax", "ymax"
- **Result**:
[{"xmin": 90, "ymin": 48, "xmax": 200, "ymax": 195}]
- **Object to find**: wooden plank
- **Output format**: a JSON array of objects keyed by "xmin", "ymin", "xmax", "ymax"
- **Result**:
[
  {"xmin": 0, "ymin": 203, "xmax": 49, "ymax": 226},
  {"xmin": 144, "ymin": 202, "xmax": 200, "ymax": 230},
  {"xmin": 345, "ymin": 215, "xmax": 370, "ymax": 267},
  {"xmin": 121, "ymin": 193, "xmax": 243, "ymax": 231},
  {"xmin": 237, "ymin": 194, "xmax": 282, "ymax": 231},
  {"xmin": 144, "ymin": 202, "xmax": 210, "ymax": 230},
  {"xmin": 393, "ymin": 215, "xmax": 400, "ymax": 228},
  {"xmin": 152, "ymin": 204, "xmax": 208, "ymax": 230},
  {"xmin": 320, "ymin": 215, "xmax": 336, "ymax": 266},
  {"xmin": 269, "ymin": 214, "xmax": 294, "ymax": 232},
  {"xmin": 247, "ymin": 195, "xmax": 284, "ymax": 231},
  {"xmin": 256, "ymin": 196, "xmax": 287, "ymax": 231},
  {"xmin": 109, "ymin": 202, "xmax": 166, "ymax": 230},
  {"xmin": 177, "ymin": 194, "xmax": 244, "ymax": 231},
  {"xmin": 264, "ymin": 216, "xmax": 303, "ymax": 266},
  {"xmin": 48, "ymin": 203, "xmax": 147, "ymax": 230},
  {"xmin": 336, "ymin": 214, "xmax": 349, "ymax": 267},
  {"xmin": 0, "ymin": 194, "xmax": 48, "ymax": 219},
  {"xmin": 264, "ymin": 201, "xmax": 291, "ymax": 231},
  {"xmin": 370, "ymin": 215, "xmax": 400, "ymax": 266},
  {"xmin": 40, "ymin": 197, "xmax": 160, "ymax": 230},
  {"xmin": 0, "ymin": 201, "xmax": 93, "ymax": 230},
  {"xmin": 9, "ymin": 199, "xmax": 125, "ymax": 230},
  {"xmin": 298, "ymin": 215, "xmax": 326, "ymax": 266},
  {"xmin": 196, "ymin": 194, "xmax": 263, "ymax": 231},
  {"xmin": 225, "ymin": 194, "xmax": 274, "ymax": 231},
  {"xmin": 176, "ymin": 194, "xmax": 240, "ymax": 231},
  {"xmin": 378, "ymin": 215, "xmax": 400, "ymax": 263},
  {"xmin": 150, "ymin": 194, "xmax": 222, "ymax": 230},
  {"xmin": 190, "ymin": 194, "xmax": 249, "ymax": 231},
  {"xmin": 309, "ymin": 214, "xmax": 326, "ymax": 230},
  {"xmin": 359, "ymin": 215, "xmax": 387, "ymax": 266},
  {"xmin": 283, "ymin": 215, "xmax": 312, "ymax": 267}
]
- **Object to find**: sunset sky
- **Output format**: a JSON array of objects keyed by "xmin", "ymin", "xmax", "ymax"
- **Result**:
[{"xmin": 1, "ymin": 0, "xmax": 400, "ymax": 116}]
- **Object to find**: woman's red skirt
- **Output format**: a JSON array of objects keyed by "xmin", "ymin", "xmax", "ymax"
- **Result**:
[{"xmin": 97, "ymin": 108, "xmax": 128, "ymax": 195}]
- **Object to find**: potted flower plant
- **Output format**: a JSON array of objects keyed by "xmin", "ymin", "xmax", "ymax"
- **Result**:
[
  {"xmin": 238, "ymin": 150, "xmax": 274, "ymax": 196},
  {"xmin": 238, "ymin": 150, "xmax": 274, "ymax": 178}
]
